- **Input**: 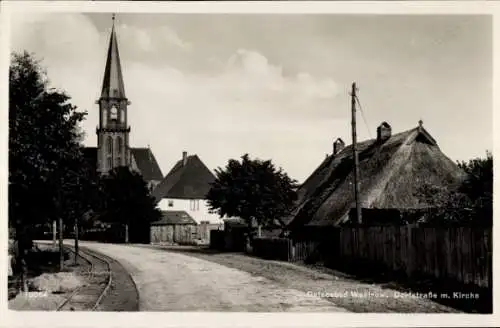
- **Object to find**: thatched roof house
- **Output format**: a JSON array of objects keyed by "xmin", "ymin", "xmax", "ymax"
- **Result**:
[{"xmin": 286, "ymin": 121, "xmax": 465, "ymax": 228}]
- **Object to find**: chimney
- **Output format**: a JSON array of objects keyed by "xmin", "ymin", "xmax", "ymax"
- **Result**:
[
  {"xmin": 376, "ymin": 122, "xmax": 392, "ymax": 142},
  {"xmin": 418, "ymin": 119, "xmax": 424, "ymax": 132},
  {"xmin": 182, "ymin": 151, "xmax": 188, "ymax": 166},
  {"xmin": 333, "ymin": 138, "xmax": 345, "ymax": 155}
]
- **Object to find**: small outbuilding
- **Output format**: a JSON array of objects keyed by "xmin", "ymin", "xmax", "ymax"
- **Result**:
[{"xmin": 150, "ymin": 211, "xmax": 198, "ymax": 245}]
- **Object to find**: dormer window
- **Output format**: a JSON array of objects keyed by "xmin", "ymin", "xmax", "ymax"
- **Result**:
[{"xmin": 110, "ymin": 105, "xmax": 118, "ymax": 120}]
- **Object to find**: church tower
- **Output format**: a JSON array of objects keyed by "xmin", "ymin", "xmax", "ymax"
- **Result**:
[{"xmin": 96, "ymin": 15, "xmax": 131, "ymax": 175}]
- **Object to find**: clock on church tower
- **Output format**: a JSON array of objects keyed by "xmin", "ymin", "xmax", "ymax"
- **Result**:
[{"xmin": 110, "ymin": 105, "xmax": 118, "ymax": 121}]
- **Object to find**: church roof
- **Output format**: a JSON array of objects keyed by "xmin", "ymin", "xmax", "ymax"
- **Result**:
[
  {"xmin": 131, "ymin": 148, "xmax": 163, "ymax": 181},
  {"xmin": 151, "ymin": 153, "xmax": 216, "ymax": 201},
  {"xmin": 100, "ymin": 21, "xmax": 126, "ymax": 100},
  {"xmin": 82, "ymin": 147, "xmax": 163, "ymax": 182}
]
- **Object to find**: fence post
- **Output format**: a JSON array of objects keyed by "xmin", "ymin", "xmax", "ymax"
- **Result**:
[
  {"xmin": 289, "ymin": 239, "xmax": 295, "ymax": 262},
  {"xmin": 406, "ymin": 224, "xmax": 414, "ymax": 278}
]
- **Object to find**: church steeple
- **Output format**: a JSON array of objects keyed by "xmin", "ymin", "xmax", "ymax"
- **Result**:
[
  {"xmin": 100, "ymin": 14, "xmax": 126, "ymax": 100},
  {"xmin": 96, "ymin": 14, "xmax": 131, "ymax": 175}
]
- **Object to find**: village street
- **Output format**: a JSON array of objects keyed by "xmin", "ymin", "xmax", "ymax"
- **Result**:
[
  {"xmin": 74, "ymin": 242, "xmax": 458, "ymax": 313},
  {"xmin": 76, "ymin": 241, "xmax": 347, "ymax": 312}
]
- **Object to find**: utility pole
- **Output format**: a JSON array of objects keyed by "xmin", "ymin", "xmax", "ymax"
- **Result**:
[
  {"xmin": 351, "ymin": 82, "xmax": 362, "ymax": 224},
  {"xmin": 59, "ymin": 215, "xmax": 64, "ymax": 270},
  {"xmin": 74, "ymin": 216, "xmax": 79, "ymax": 266},
  {"xmin": 52, "ymin": 220, "xmax": 57, "ymax": 247},
  {"xmin": 57, "ymin": 186, "xmax": 64, "ymax": 271}
]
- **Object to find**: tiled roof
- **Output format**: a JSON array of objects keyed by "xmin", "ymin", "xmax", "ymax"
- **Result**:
[
  {"xmin": 151, "ymin": 154, "xmax": 216, "ymax": 201},
  {"xmin": 151, "ymin": 211, "xmax": 197, "ymax": 225},
  {"xmin": 82, "ymin": 147, "xmax": 163, "ymax": 182},
  {"xmin": 130, "ymin": 148, "xmax": 163, "ymax": 181}
]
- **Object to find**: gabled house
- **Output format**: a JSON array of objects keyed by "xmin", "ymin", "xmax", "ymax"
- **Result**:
[
  {"xmin": 151, "ymin": 151, "xmax": 223, "ymax": 225},
  {"xmin": 286, "ymin": 121, "xmax": 465, "ymax": 228}
]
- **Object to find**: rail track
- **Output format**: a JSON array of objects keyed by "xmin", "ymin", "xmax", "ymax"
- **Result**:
[{"xmin": 56, "ymin": 246, "xmax": 112, "ymax": 311}]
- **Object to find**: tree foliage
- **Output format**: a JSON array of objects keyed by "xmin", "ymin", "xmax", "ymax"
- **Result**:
[
  {"xmin": 9, "ymin": 51, "xmax": 88, "ymax": 232},
  {"xmin": 457, "ymin": 151, "xmax": 493, "ymax": 213},
  {"xmin": 417, "ymin": 152, "xmax": 492, "ymax": 225},
  {"xmin": 100, "ymin": 166, "xmax": 162, "ymax": 228},
  {"xmin": 206, "ymin": 154, "xmax": 298, "ymax": 230}
]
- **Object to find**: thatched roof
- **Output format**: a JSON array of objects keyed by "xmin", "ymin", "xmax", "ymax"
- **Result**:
[{"xmin": 287, "ymin": 124, "xmax": 465, "ymax": 227}]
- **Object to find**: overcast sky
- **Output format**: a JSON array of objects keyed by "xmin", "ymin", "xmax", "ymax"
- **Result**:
[{"xmin": 10, "ymin": 13, "xmax": 492, "ymax": 182}]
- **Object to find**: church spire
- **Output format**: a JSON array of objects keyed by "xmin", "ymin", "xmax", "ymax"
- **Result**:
[{"xmin": 100, "ymin": 14, "xmax": 126, "ymax": 100}]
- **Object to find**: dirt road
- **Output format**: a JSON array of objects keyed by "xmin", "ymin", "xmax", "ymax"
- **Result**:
[
  {"xmin": 145, "ymin": 245, "xmax": 459, "ymax": 313},
  {"xmin": 77, "ymin": 242, "xmax": 347, "ymax": 312}
]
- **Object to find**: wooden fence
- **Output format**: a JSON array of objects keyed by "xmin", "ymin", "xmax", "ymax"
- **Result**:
[
  {"xmin": 337, "ymin": 225, "xmax": 492, "ymax": 288},
  {"xmin": 252, "ymin": 225, "xmax": 492, "ymax": 288},
  {"xmin": 197, "ymin": 223, "xmax": 223, "ymax": 244},
  {"xmin": 209, "ymin": 230, "xmax": 225, "ymax": 250}
]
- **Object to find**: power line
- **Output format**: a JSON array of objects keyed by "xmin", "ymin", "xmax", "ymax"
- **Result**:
[{"xmin": 355, "ymin": 95, "xmax": 372, "ymax": 139}]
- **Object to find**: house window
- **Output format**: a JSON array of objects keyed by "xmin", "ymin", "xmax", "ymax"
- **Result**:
[
  {"xmin": 168, "ymin": 200, "xmax": 174, "ymax": 207},
  {"xmin": 190, "ymin": 200, "xmax": 200, "ymax": 211}
]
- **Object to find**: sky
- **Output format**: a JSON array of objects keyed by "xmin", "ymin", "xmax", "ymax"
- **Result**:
[{"xmin": 10, "ymin": 13, "xmax": 492, "ymax": 183}]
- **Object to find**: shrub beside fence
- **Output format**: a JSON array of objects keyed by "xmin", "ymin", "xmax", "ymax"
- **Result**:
[
  {"xmin": 81, "ymin": 225, "xmax": 126, "ymax": 243},
  {"xmin": 252, "ymin": 237, "xmax": 291, "ymax": 261}
]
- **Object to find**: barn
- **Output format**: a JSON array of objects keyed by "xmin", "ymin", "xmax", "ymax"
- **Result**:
[{"xmin": 150, "ymin": 211, "xmax": 198, "ymax": 245}]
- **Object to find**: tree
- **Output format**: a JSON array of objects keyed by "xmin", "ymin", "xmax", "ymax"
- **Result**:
[
  {"xmin": 457, "ymin": 151, "xmax": 493, "ymax": 224},
  {"xmin": 206, "ymin": 154, "xmax": 298, "ymax": 238},
  {"xmin": 417, "ymin": 151, "xmax": 492, "ymax": 225},
  {"xmin": 100, "ymin": 166, "xmax": 162, "ymax": 243},
  {"xmin": 9, "ymin": 51, "xmax": 87, "ymax": 283}
]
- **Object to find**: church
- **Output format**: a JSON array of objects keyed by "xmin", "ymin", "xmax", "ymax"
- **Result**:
[{"xmin": 83, "ymin": 17, "xmax": 163, "ymax": 190}]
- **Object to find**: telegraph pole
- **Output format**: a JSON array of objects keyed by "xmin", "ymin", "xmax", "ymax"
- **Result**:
[
  {"xmin": 351, "ymin": 82, "xmax": 362, "ymax": 224},
  {"xmin": 52, "ymin": 220, "xmax": 57, "ymax": 247},
  {"xmin": 58, "ymin": 187, "xmax": 64, "ymax": 271}
]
